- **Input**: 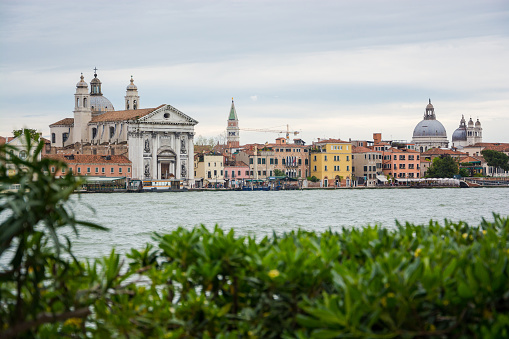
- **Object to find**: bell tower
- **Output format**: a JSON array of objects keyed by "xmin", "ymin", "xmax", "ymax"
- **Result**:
[
  {"xmin": 125, "ymin": 76, "xmax": 140, "ymax": 110},
  {"xmin": 226, "ymin": 98, "xmax": 240, "ymax": 150},
  {"xmin": 73, "ymin": 73, "xmax": 91, "ymax": 143}
]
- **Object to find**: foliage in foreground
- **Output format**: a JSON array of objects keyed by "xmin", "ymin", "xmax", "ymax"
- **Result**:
[{"xmin": 1, "ymin": 136, "xmax": 509, "ymax": 338}]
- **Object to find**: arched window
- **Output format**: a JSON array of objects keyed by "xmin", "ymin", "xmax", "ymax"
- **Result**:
[
  {"xmin": 76, "ymin": 97, "xmax": 80, "ymax": 107},
  {"xmin": 110, "ymin": 126, "xmax": 115, "ymax": 138},
  {"xmin": 51, "ymin": 133, "xmax": 56, "ymax": 143},
  {"xmin": 92, "ymin": 128, "xmax": 97, "ymax": 139},
  {"xmin": 126, "ymin": 100, "xmax": 130, "ymax": 110},
  {"xmin": 133, "ymin": 100, "xmax": 137, "ymax": 110},
  {"xmin": 83, "ymin": 97, "xmax": 87, "ymax": 107}
]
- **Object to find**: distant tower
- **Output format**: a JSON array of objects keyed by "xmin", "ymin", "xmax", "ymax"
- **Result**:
[
  {"xmin": 125, "ymin": 75, "xmax": 140, "ymax": 110},
  {"xmin": 73, "ymin": 73, "xmax": 91, "ymax": 143},
  {"xmin": 89, "ymin": 68, "xmax": 114, "ymax": 116},
  {"xmin": 466, "ymin": 117, "xmax": 483, "ymax": 145},
  {"xmin": 227, "ymin": 98, "xmax": 240, "ymax": 150}
]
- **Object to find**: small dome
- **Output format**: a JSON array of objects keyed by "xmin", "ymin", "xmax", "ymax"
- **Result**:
[
  {"xmin": 475, "ymin": 119, "xmax": 481, "ymax": 127},
  {"xmin": 76, "ymin": 73, "xmax": 88, "ymax": 88},
  {"xmin": 126, "ymin": 76, "xmax": 137, "ymax": 90},
  {"xmin": 90, "ymin": 95, "xmax": 114, "ymax": 113},
  {"xmin": 452, "ymin": 127, "xmax": 467, "ymax": 142},
  {"xmin": 468, "ymin": 118, "xmax": 474, "ymax": 127},
  {"xmin": 413, "ymin": 119, "xmax": 447, "ymax": 138}
]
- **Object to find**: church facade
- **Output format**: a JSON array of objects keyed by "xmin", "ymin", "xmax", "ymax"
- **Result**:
[{"xmin": 49, "ymin": 71, "xmax": 198, "ymax": 186}]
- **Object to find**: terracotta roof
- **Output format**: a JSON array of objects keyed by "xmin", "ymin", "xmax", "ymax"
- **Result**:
[
  {"xmin": 383, "ymin": 147, "xmax": 419, "ymax": 153},
  {"xmin": 43, "ymin": 154, "xmax": 131, "ymax": 164},
  {"xmin": 422, "ymin": 148, "xmax": 467, "ymax": 156},
  {"xmin": 352, "ymin": 146, "xmax": 381, "ymax": 153},
  {"xmin": 50, "ymin": 118, "xmax": 74, "ymax": 126},
  {"xmin": 225, "ymin": 161, "xmax": 249, "ymax": 168},
  {"xmin": 314, "ymin": 138, "xmax": 349, "ymax": 144},
  {"xmin": 90, "ymin": 105, "xmax": 165, "ymax": 123},
  {"xmin": 471, "ymin": 143, "xmax": 509, "ymax": 152},
  {"xmin": 0, "ymin": 136, "xmax": 13, "ymax": 145},
  {"xmin": 460, "ymin": 156, "xmax": 483, "ymax": 163}
]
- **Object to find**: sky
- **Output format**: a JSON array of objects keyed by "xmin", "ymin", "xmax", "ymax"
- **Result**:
[{"xmin": 1, "ymin": 0, "xmax": 508, "ymax": 145}]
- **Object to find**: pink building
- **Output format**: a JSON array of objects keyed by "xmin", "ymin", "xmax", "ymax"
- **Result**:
[{"xmin": 224, "ymin": 161, "xmax": 250, "ymax": 188}]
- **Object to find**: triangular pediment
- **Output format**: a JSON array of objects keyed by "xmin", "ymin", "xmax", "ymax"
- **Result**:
[{"xmin": 137, "ymin": 104, "xmax": 198, "ymax": 125}]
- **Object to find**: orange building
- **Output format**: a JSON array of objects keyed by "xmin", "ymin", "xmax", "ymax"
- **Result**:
[
  {"xmin": 43, "ymin": 154, "xmax": 132, "ymax": 178},
  {"xmin": 382, "ymin": 148, "xmax": 420, "ymax": 179}
]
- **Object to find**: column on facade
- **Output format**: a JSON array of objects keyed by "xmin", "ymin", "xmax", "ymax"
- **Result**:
[
  {"xmin": 152, "ymin": 133, "xmax": 158, "ymax": 180},
  {"xmin": 175, "ymin": 133, "xmax": 181, "ymax": 180},
  {"xmin": 188, "ymin": 133, "xmax": 195, "ymax": 181}
]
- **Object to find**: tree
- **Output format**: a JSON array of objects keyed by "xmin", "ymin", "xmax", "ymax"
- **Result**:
[
  {"xmin": 274, "ymin": 169, "xmax": 286, "ymax": 177},
  {"xmin": 425, "ymin": 155, "xmax": 459, "ymax": 178},
  {"xmin": 459, "ymin": 168, "xmax": 470, "ymax": 178},
  {"xmin": 481, "ymin": 149, "xmax": 509, "ymax": 171},
  {"xmin": 12, "ymin": 128, "xmax": 40, "ymax": 141}
]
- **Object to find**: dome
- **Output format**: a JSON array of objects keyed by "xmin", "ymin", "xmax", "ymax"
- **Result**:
[
  {"xmin": 126, "ymin": 76, "xmax": 137, "ymax": 90},
  {"xmin": 413, "ymin": 119, "xmax": 447, "ymax": 138},
  {"xmin": 452, "ymin": 127, "xmax": 467, "ymax": 142},
  {"xmin": 468, "ymin": 118, "xmax": 474, "ymax": 127},
  {"xmin": 76, "ymin": 74, "xmax": 87, "ymax": 88},
  {"xmin": 90, "ymin": 95, "xmax": 114, "ymax": 113},
  {"xmin": 475, "ymin": 119, "xmax": 481, "ymax": 127}
]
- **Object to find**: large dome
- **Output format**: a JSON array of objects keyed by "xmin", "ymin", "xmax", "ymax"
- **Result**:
[
  {"xmin": 90, "ymin": 95, "xmax": 114, "ymax": 113},
  {"xmin": 413, "ymin": 119, "xmax": 447, "ymax": 138}
]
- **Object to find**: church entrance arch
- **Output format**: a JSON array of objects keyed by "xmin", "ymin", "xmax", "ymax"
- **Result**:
[{"xmin": 157, "ymin": 147, "xmax": 176, "ymax": 180}]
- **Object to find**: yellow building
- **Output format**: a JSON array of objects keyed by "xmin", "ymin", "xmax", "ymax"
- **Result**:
[
  {"xmin": 194, "ymin": 153, "xmax": 224, "ymax": 188},
  {"xmin": 310, "ymin": 139, "xmax": 352, "ymax": 187}
]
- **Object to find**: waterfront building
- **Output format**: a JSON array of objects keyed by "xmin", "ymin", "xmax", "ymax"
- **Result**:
[
  {"xmin": 351, "ymin": 146, "xmax": 383, "ymax": 187},
  {"xmin": 451, "ymin": 115, "xmax": 483, "ymax": 148},
  {"xmin": 194, "ymin": 153, "xmax": 225, "ymax": 188},
  {"xmin": 43, "ymin": 154, "xmax": 132, "ymax": 178},
  {"xmin": 382, "ymin": 147, "xmax": 421, "ymax": 179},
  {"xmin": 236, "ymin": 145, "xmax": 276, "ymax": 181},
  {"xmin": 224, "ymin": 161, "xmax": 250, "ymax": 188},
  {"xmin": 462, "ymin": 143, "xmax": 509, "ymax": 157},
  {"xmin": 267, "ymin": 137, "xmax": 309, "ymax": 179},
  {"xmin": 411, "ymin": 100, "xmax": 449, "ymax": 152},
  {"xmin": 310, "ymin": 138, "xmax": 352, "ymax": 187},
  {"xmin": 48, "ymin": 71, "xmax": 198, "ymax": 187},
  {"xmin": 1, "ymin": 132, "xmax": 51, "ymax": 176}
]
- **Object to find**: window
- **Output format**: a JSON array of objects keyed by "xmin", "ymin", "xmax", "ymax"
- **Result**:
[
  {"xmin": 408, "ymin": 155, "xmax": 414, "ymax": 160},
  {"xmin": 102, "ymin": 167, "xmax": 105, "ymax": 173},
  {"xmin": 249, "ymin": 159, "xmax": 253, "ymax": 164},
  {"xmin": 314, "ymin": 155, "xmax": 317, "ymax": 161},
  {"xmin": 127, "ymin": 168, "xmax": 130, "ymax": 173},
  {"xmin": 214, "ymin": 170, "xmax": 217, "ymax": 176},
  {"xmin": 208, "ymin": 171, "xmax": 211, "ymax": 179},
  {"xmin": 394, "ymin": 155, "xmax": 397, "ymax": 160},
  {"xmin": 87, "ymin": 167, "xmax": 91, "ymax": 173},
  {"xmin": 92, "ymin": 128, "xmax": 97, "ymax": 139},
  {"xmin": 220, "ymin": 170, "xmax": 223, "ymax": 176},
  {"xmin": 77, "ymin": 167, "xmax": 81, "ymax": 173},
  {"xmin": 399, "ymin": 164, "xmax": 406, "ymax": 169},
  {"xmin": 324, "ymin": 165, "xmax": 328, "ymax": 171},
  {"xmin": 83, "ymin": 97, "xmax": 87, "ymax": 107},
  {"xmin": 270, "ymin": 158, "xmax": 274, "ymax": 165},
  {"xmin": 238, "ymin": 170, "xmax": 241, "ymax": 176},
  {"xmin": 62, "ymin": 133, "xmax": 69, "ymax": 142},
  {"xmin": 298, "ymin": 159, "xmax": 302, "ymax": 165},
  {"xmin": 262, "ymin": 158, "xmax": 266, "ymax": 165},
  {"xmin": 95, "ymin": 167, "xmax": 99, "ymax": 173},
  {"xmin": 111, "ymin": 167, "xmax": 114, "ymax": 173},
  {"xmin": 62, "ymin": 168, "xmax": 65, "ymax": 173},
  {"xmin": 324, "ymin": 155, "xmax": 327, "ymax": 161},
  {"xmin": 263, "ymin": 171, "xmax": 266, "ymax": 176},
  {"xmin": 225, "ymin": 171, "xmax": 228, "ymax": 178},
  {"xmin": 346, "ymin": 155, "xmax": 349, "ymax": 161},
  {"xmin": 257, "ymin": 158, "xmax": 261, "ymax": 164},
  {"xmin": 51, "ymin": 133, "xmax": 56, "ymax": 143},
  {"xmin": 364, "ymin": 166, "xmax": 368, "ymax": 171},
  {"xmin": 119, "ymin": 168, "xmax": 122, "ymax": 174},
  {"xmin": 347, "ymin": 166, "xmax": 349, "ymax": 171},
  {"xmin": 258, "ymin": 171, "xmax": 261, "ymax": 176},
  {"xmin": 313, "ymin": 166, "xmax": 317, "ymax": 171},
  {"xmin": 109, "ymin": 126, "xmax": 115, "ymax": 138},
  {"xmin": 305, "ymin": 158, "xmax": 308, "ymax": 165},
  {"xmin": 409, "ymin": 164, "xmax": 414, "ymax": 169},
  {"xmin": 275, "ymin": 158, "xmax": 278, "ymax": 165},
  {"xmin": 399, "ymin": 155, "xmax": 406, "ymax": 160},
  {"xmin": 282, "ymin": 158, "xmax": 286, "ymax": 165},
  {"xmin": 51, "ymin": 166, "xmax": 55, "ymax": 173}
]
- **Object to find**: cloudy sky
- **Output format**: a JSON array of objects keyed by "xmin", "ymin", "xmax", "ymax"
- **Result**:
[{"xmin": 1, "ymin": 0, "xmax": 508, "ymax": 144}]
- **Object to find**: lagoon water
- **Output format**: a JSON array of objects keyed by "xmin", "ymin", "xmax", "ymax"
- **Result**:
[{"xmin": 60, "ymin": 187, "xmax": 509, "ymax": 260}]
